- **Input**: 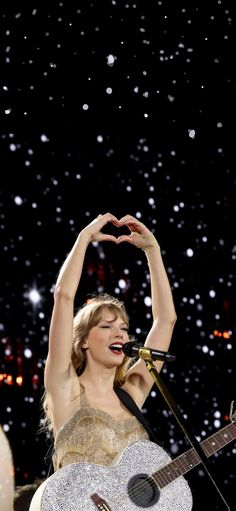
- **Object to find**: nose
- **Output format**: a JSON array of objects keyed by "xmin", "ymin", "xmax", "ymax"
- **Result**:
[
  {"xmin": 114, "ymin": 331, "xmax": 123, "ymax": 338},
  {"xmin": 113, "ymin": 327, "xmax": 124, "ymax": 338}
]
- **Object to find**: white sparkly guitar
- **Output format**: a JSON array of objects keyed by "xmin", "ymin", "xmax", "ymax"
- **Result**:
[{"xmin": 29, "ymin": 404, "xmax": 236, "ymax": 511}]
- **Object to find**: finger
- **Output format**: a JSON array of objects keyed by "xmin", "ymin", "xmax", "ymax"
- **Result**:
[
  {"xmin": 119, "ymin": 215, "xmax": 137, "ymax": 223},
  {"xmin": 119, "ymin": 217, "xmax": 142, "ymax": 230},
  {"xmin": 92, "ymin": 214, "xmax": 118, "ymax": 230},
  {"xmin": 99, "ymin": 213, "xmax": 119, "ymax": 225},
  {"xmin": 97, "ymin": 234, "xmax": 118, "ymax": 243},
  {"xmin": 122, "ymin": 221, "xmax": 143, "ymax": 234},
  {"xmin": 111, "ymin": 218, "xmax": 122, "ymax": 226},
  {"xmin": 116, "ymin": 235, "xmax": 135, "ymax": 244}
]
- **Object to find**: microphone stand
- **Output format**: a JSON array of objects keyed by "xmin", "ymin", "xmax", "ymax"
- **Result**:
[{"xmin": 142, "ymin": 351, "xmax": 231, "ymax": 510}]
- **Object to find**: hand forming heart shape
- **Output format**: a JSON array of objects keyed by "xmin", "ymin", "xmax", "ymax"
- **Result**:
[{"xmin": 86, "ymin": 213, "xmax": 158, "ymax": 251}]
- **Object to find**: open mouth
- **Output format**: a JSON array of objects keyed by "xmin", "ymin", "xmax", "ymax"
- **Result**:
[{"xmin": 108, "ymin": 343, "xmax": 124, "ymax": 355}]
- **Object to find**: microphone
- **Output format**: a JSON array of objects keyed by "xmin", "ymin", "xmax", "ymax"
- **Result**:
[{"xmin": 122, "ymin": 341, "xmax": 176, "ymax": 362}]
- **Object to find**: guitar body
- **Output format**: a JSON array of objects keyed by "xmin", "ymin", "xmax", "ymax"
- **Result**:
[{"xmin": 29, "ymin": 440, "xmax": 193, "ymax": 510}]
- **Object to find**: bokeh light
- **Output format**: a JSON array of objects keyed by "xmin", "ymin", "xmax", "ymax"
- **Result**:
[{"xmin": 0, "ymin": 2, "xmax": 235, "ymax": 509}]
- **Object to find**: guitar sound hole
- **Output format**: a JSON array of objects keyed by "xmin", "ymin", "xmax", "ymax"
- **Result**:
[{"xmin": 127, "ymin": 473, "xmax": 160, "ymax": 508}]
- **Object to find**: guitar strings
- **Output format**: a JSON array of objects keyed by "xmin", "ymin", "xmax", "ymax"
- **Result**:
[
  {"xmin": 121, "ymin": 422, "xmax": 236, "ymax": 503},
  {"xmin": 109, "ymin": 459, "xmax": 183, "ymax": 506},
  {"xmin": 128, "ymin": 475, "xmax": 159, "ymax": 501},
  {"xmin": 86, "ymin": 465, "xmax": 158, "ymax": 509},
  {"xmin": 106, "ymin": 473, "xmax": 160, "ymax": 508}
]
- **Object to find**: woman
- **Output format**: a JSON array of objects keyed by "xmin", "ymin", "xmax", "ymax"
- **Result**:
[{"xmin": 30, "ymin": 213, "xmax": 192, "ymax": 510}]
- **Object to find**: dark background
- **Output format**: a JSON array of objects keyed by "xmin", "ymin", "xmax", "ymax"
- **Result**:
[{"xmin": 0, "ymin": 1, "xmax": 235, "ymax": 509}]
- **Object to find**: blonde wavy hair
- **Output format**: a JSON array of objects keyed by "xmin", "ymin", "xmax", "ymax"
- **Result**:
[{"xmin": 41, "ymin": 293, "xmax": 132, "ymax": 434}]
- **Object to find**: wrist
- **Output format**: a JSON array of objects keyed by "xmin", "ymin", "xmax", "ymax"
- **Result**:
[
  {"xmin": 78, "ymin": 229, "xmax": 92, "ymax": 246},
  {"xmin": 143, "ymin": 242, "xmax": 160, "ymax": 254}
]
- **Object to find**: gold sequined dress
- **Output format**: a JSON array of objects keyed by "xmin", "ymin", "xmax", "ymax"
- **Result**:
[{"xmin": 53, "ymin": 385, "xmax": 149, "ymax": 470}]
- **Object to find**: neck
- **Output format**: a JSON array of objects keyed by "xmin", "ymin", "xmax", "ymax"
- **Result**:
[{"xmin": 80, "ymin": 365, "xmax": 116, "ymax": 395}]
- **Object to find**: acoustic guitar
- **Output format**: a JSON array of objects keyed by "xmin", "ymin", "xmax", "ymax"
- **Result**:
[{"xmin": 29, "ymin": 405, "xmax": 235, "ymax": 510}]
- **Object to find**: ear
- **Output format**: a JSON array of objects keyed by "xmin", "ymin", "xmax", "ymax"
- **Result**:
[{"xmin": 82, "ymin": 339, "xmax": 89, "ymax": 350}]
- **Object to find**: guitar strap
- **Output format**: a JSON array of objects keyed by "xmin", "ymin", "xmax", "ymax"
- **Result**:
[
  {"xmin": 114, "ymin": 386, "xmax": 163, "ymax": 446},
  {"xmin": 44, "ymin": 386, "xmax": 163, "ymax": 478}
]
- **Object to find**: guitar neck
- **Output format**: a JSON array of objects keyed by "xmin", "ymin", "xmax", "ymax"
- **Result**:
[{"xmin": 153, "ymin": 422, "xmax": 236, "ymax": 489}]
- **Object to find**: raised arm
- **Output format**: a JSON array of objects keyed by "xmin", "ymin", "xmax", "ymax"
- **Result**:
[
  {"xmin": 117, "ymin": 215, "xmax": 177, "ymax": 406},
  {"xmin": 44, "ymin": 213, "xmax": 119, "ymax": 393}
]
